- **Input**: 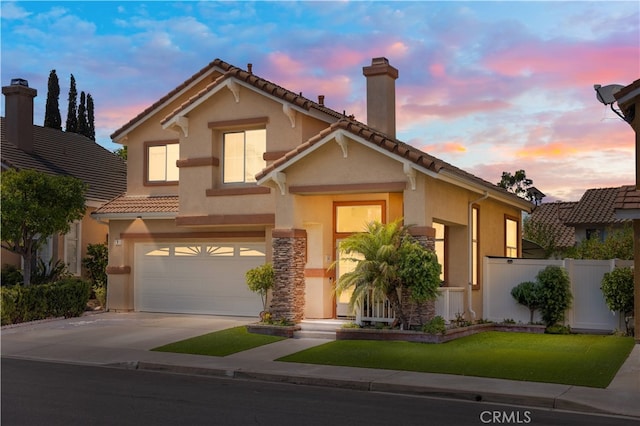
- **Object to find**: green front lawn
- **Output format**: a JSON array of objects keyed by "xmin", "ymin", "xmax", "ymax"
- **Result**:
[
  {"xmin": 277, "ymin": 332, "xmax": 634, "ymax": 388},
  {"xmin": 152, "ymin": 326, "xmax": 285, "ymax": 357}
]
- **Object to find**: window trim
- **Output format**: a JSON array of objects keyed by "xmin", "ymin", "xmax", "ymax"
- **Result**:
[
  {"xmin": 433, "ymin": 221, "xmax": 448, "ymax": 286},
  {"xmin": 472, "ymin": 206, "xmax": 480, "ymax": 290},
  {"xmin": 505, "ymin": 214, "xmax": 520, "ymax": 258},
  {"xmin": 64, "ymin": 220, "xmax": 82, "ymax": 276},
  {"xmin": 144, "ymin": 140, "xmax": 179, "ymax": 186},
  {"xmin": 222, "ymin": 129, "xmax": 266, "ymax": 184}
]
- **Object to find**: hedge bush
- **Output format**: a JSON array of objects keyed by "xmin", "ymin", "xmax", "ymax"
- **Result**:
[{"xmin": 1, "ymin": 278, "xmax": 91, "ymax": 326}]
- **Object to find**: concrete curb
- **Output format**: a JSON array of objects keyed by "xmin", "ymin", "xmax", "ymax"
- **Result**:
[{"xmin": 121, "ymin": 361, "xmax": 621, "ymax": 416}]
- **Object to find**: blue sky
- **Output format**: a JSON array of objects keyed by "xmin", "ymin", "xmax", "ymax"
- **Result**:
[{"xmin": 1, "ymin": 1, "xmax": 638, "ymax": 201}]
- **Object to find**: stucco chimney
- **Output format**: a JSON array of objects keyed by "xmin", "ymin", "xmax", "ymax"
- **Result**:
[
  {"xmin": 363, "ymin": 57, "xmax": 398, "ymax": 138},
  {"xmin": 2, "ymin": 79, "xmax": 37, "ymax": 153}
]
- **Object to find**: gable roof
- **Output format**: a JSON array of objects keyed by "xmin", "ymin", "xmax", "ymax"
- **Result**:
[
  {"xmin": 614, "ymin": 184, "xmax": 640, "ymax": 220},
  {"xmin": 528, "ymin": 202, "xmax": 577, "ymax": 249},
  {"xmin": 112, "ymin": 58, "xmax": 343, "ymax": 143},
  {"xmin": 1, "ymin": 117, "xmax": 126, "ymax": 203},
  {"xmin": 92, "ymin": 195, "xmax": 178, "ymax": 219},
  {"xmin": 256, "ymin": 117, "xmax": 533, "ymax": 209},
  {"xmin": 564, "ymin": 187, "xmax": 629, "ymax": 226}
]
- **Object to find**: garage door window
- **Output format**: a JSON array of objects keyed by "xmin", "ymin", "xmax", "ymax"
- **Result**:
[
  {"xmin": 145, "ymin": 246, "xmax": 170, "ymax": 256},
  {"xmin": 239, "ymin": 246, "xmax": 266, "ymax": 257},
  {"xmin": 205, "ymin": 245, "xmax": 235, "ymax": 256}
]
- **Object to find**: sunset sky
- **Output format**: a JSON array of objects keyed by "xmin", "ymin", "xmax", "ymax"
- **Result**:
[{"xmin": 1, "ymin": 1, "xmax": 638, "ymax": 201}]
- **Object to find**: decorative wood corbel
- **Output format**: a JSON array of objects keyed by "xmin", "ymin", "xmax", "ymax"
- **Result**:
[
  {"xmin": 335, "ymin": 133, "xmax": 348, "ymax": 158},
  {"xmin": 272, "ymin": 171, "xmax": 287, "ymax": 195},
  {"xmin": 403, "ymin": 162, "xmax": 416, "ymax": 190},
  {"xmin": 226, "ymin": 80, "xmax": 240, "ymax": 103},
  {"xmin": 282, "ymin": 104, "xmax": 296, "ymax": 128}
]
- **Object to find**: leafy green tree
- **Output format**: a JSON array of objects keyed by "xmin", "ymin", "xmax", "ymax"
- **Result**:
[
  {"xmin": 565, "ymin": 224, "xmax": 633, "ymax": 260},
  {"xmin": 86, "ymin": 93, "xmax": 95, "ymax": 141},
  {"xmin": 44, "ymin": 69, "xmax": 62, "ymax": 130},
  {"xmin": 65, "ymin": 74, "xmax": 78, "ymax": 133},
  {"xmin": 77, "ymin": 91, "xmax": 88, "ymax": 138},
  {"xmin": 536, "ymin": 265, "xmax": 572, "ymax": 327},
  {"xmin": 245, "ymin": 263, "xmax": 274, "ymax": 313},
  {"xmin": 335, "ymin": 219, "xmax": 441, "ymax": 329},
  {"xmin": 511, "ymin": 281, "xmax": 543, "ymax": 323},
  {"xmin": 523, "ymin": 216, "xmax": 562, "ymax": 259},
  {"xmin": 601, "ymin": 267, "xmax": 634, "ymax": 335},
  {"xmin": 1, "ymin": 169, "xmax": 86, "ymax": 286},
  {"xmin": 114, "ymin": 146, "xmax": 128, "ymax": 160},
  {"xmin": 498, "ymin": 170, "xmax": 534, "ymax": 201}
]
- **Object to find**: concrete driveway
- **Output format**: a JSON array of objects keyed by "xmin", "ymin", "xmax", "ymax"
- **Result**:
[{"xmin": 1, "ymin": 311, "xmax": 257, "ymax": 365}]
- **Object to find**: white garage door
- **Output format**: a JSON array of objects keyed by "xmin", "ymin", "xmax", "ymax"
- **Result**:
[{"xmin": 135, "ymin": 242, "xmax": 266, "ymax": 316}]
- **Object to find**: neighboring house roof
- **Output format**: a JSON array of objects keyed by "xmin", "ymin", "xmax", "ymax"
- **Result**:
[
  {"xmin": 528, "ymin": 202, "xmax": 577, "ymax": 248},
  {"xmin": 1, "ymin": 117, "xmax": 127, "ymax": 203},
  {"xmin": 564, "ymin": 187, "xmax": 629, "ymax": 226},
  {"xmin": 93, "ymin": 195, "xmax": 178, "ymax": 218},
  {"xmin": 614, "ymin": 184, "xmax": 640, "ymax": 220},
  {"xmin": 256, "ymin": 117, "xmax": 532, "ymax": 208}
]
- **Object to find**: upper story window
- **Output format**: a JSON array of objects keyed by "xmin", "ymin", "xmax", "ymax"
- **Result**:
[
  {"xmin": 223, "ymin": 129, "xmax": 266, "ymax": 183},
  {"xmin": 146, "ymin": 141, "xmax": 179, "ymax": 184},
  {"xmin": 505, "ymin": 216, "xmax": 519, "ymax": 258}
]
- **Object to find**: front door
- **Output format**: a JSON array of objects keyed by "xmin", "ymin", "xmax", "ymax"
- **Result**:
[{"xmin": 333, "ymin": 201, "xmax": 386, "ymax": 317}]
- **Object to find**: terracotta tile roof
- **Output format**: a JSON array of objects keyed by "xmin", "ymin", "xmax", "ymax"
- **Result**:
[
  {"xmin": 528, "ymin": 202, "xmax": 577, "ymax": 248},
  {"xmin": 564, "ymin": 187, "xmax": 630, "ymax": 226},
  {"xmin": 1, "ymin": 117, "xmax": 126, "ymax": 202},
  {"xmin": 614, "ymin": 185, "xmax": 640, "ymax": 210},
  {"xmin": 92, "ymin": 195, "xmax": 178, "ymax": 216},
  {"xmin": 160, "ymin": 60, "xmax": 344, "ymax": 126},
  {"xmin": 113, "ymin": 58, "xmax": 343, "ymax": 141},
  {"xmin": 255, "ymin": 117, "xmax": 529, "ymax": 205}
]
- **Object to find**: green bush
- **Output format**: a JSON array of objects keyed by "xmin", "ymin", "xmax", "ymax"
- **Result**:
[
  {"xmin": 245, "ymin": 263, "xmax": 274, "ymax": 312},
  {"xmin": 0, "ymin": 278, "xmax": 91, "ymax": 325},
  {"xmin": 1, "ymin": 264, "xmax": 23, "ymax": 286},
  {"xmin": 422, "ymin": 315, "xmax": 446, "ymax": 335},
  {"xmin": 536, "ymin": 265, "xmax": 572, "ymax": 327},
  {"xmin": 31, "ymin": 258, "xmax": 70, "ymax": 285},
  {"xmin": 601, "ymin": 267, "xmax": 634, "ymax": 336},
  {"xmin": 83, "ymin": 243, "xmax": 108, "ymax": 287},
  {"xmin": 510, "ymin": 280, "xmax": 542, "ymax": 323}
]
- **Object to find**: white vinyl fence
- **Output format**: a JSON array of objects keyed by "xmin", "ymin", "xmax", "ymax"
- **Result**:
[
  {"xmin": 483, "ymin": 257, "xmax": 633, "ymax": 332},
  {"xmin": 356, "ymin": 287, "xmax": 465, "ymax": 325}
]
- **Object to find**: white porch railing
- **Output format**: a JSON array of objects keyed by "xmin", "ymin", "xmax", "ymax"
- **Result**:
[{"xmin": 355, "ymin": 287, "xmax": 466, "ymax": 325}]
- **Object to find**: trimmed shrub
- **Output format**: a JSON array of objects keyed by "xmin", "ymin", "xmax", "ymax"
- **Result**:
[
  {"xmin": 536, "ymin": 265, "xmax": 572, "ymax": 327},
  {"xmin": 510, "ymin": 281, "xmax": 542, "ymax": 324},
  {"xmin": 1, "ymin": 264, "xmax": 23, "ymax": 286},
  {"xmin": 422, "ymin": 315, "xmax": 446, "ymax": 335},
  {"xmin": 0, "ymin": 278, "xmax": 91, "ymax": 325},
  {"xmin": 601, "ymin": 266, "xmax": 634, "ymax": 336}
]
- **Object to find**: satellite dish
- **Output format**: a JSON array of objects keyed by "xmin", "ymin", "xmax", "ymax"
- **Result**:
[{"xmin": 594, "ymin": 84, "xmax": 624, "ymax": 105}]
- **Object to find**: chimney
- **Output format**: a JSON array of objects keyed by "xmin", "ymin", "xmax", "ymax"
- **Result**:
[
  {"xmin": 363, "ymin": 57, "xmax": 398, "ymax": 138},
  {"xmin": 2, "ymin": 78, "xmax": 37, "ymax": 153}
]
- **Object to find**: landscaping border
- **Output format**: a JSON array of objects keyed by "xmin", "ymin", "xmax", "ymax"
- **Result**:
[
  {"xmin": 336, "ymin": 323, "xmax": 546, "ymax": 343},
  {"xmin": 246, "ymin": 323, "xmax": 301, "ymax": 338}
]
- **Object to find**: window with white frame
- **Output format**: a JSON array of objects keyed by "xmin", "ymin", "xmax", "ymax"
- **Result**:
[
  {"xmin": 505, "ymin": 216, "xmax": 519, "ymax": 258},
  {"xmin": 223, "ymin": 129, "xmax": 266, "ymax": 183},
  {"xmin": 64, "ymin": 221, "xmax": 82, "ymax": 275},
  {"xmin": 147, "ymin": 142, "xmax": 179, "ymax": 183}
]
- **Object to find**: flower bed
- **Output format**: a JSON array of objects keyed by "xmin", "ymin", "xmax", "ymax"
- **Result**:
[{"xmin": 336, "ymin": 323, "xmax": 545, "ymax": 343}]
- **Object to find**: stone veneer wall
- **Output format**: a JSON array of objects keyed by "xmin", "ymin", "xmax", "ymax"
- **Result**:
[
  {"xmin": 402, "ymin": 226, "xmax": 437, "ymax": 326},
  {"xmin": 270, "ymin": 229, "xmax": 307, "ymax": 323}
]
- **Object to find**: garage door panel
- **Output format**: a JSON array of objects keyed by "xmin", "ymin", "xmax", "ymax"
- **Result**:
[{"xmin": 135, "ymin": 242, "xmax": 265, "ymax": 316}]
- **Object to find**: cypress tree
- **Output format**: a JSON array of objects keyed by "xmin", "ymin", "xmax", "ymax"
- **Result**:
[
  {"xmin": 86, "ymin": 93, "xmax": 95, "ymax": 141},
  {"xmin": 44, "ymin": 70, "xmax": 62, "ymax": 130},
  {"xmin": 65, "ymin": 74, "xmax": 78, "ymax": 132},
  {"xmin": 77, "ymin": 91, "xmax": 88, "ymax": 138}
]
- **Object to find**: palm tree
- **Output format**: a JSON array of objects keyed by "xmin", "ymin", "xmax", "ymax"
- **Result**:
[{"xmin": 335, "ymin": 219, "xmax": 441, "ymax": 329}]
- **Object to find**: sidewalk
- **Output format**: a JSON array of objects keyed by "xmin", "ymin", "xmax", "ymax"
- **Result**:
[{"xmin": 2, "ymin": 312, "xmax": 639, "ymax": 419}]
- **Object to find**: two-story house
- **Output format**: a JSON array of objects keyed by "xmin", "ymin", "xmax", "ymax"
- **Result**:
[
  {"xmin": 93, "ymin": 58, "xmax": 532, "ymax": 322},
  {"xmin": 1, "ymin": 79, "xmax": 126, "ymax": 279}
]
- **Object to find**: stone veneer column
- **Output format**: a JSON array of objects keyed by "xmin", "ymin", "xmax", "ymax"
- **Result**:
[
  {"xmin": 270, "ymin": 229, "xmax": 307, "ymax": 323},
  {"xmin": 402, "ymin": 226, "xmax": 437, "ymax": 326}
]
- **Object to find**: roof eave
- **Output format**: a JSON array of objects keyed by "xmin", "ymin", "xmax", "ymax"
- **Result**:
[{"xmin": 91, "ymin": 211, "xmax": 177, "ymax": 221}]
